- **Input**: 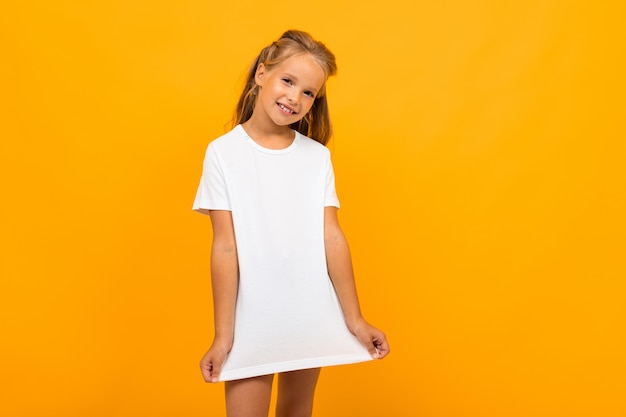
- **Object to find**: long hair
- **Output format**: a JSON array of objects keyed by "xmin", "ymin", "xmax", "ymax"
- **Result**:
[{"xmin": 233, "ymin": 30, "xmax": 337, "ymax": 145}]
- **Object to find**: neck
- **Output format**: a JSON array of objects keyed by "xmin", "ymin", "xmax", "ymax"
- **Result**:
[{"xmin": 242, "ymin": 117, "xmax": 295, "ymax": 150}]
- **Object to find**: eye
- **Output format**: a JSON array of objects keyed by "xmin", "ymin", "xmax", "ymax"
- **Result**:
[
  {"xmin": 304, "ymin": 91, "xmax": 315, "ymax": 98},
  {"xmin": 282, "ymin": 78, "xmax": 293, "ymax": 85}
]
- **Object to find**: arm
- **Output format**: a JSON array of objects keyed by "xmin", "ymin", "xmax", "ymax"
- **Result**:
[
  {"xmin": 199, "ymin": 210, "xmax": 239, "ymax": 382},
  {"xmin": 324, "ymin": 206, "xmax": 390, "ymax": 359}
]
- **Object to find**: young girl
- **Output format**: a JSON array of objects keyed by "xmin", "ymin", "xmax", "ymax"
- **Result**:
[{"xmin": 193, "ymin": 30, "xmax": 389, "ymax": 417}]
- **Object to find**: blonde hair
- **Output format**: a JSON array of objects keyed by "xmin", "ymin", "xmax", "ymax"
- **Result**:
[{"xmin": 233, "ymin": 30, "xmax": 337, "ymax": 145}]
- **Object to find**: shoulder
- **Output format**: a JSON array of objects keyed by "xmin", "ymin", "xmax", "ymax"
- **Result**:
[
  {"xmin": 208, "ymin": 126, "xmax": 241, "ymax": 149},
  {"xmin": 297, "ymin": 133, "xmax": 331, "ymax": 158},
  {"xmin": 205, "ymin": 126, "xmax": 247, "ymax": 158}
]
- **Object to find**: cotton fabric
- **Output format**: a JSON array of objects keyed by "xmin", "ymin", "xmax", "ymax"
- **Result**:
[{"xmin": 193, "ymin": 125, "xmax": 372, "ymax": 381}]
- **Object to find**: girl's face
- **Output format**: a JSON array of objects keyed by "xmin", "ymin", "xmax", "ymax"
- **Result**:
[{"xmin": 254, "ymin": 53, "xmax": 326, "ymax": 128}]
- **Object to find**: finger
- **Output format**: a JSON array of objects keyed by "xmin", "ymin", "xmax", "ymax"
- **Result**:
[
  {"xmin": 373, "ymin": 336, "xmax": 390, "ymax": 359},
  {"xmin": 210, "ymin": 362, "xmax": 221, "ymax": 383},
  {"xmin": 356, "ymin": 333, "xmax": 380, "ymax": 359},
  {"xmin": 200, "ymin": 362, "xmax": 213, "ymax": 383},
  {"xmin": 369, "ymin": 345, "xmax": 380, "ymax": 359}
]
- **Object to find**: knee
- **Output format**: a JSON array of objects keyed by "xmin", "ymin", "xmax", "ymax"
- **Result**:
[{"xmin": 275, "ymin": 400, "xmax": 314, "ymax": 417}]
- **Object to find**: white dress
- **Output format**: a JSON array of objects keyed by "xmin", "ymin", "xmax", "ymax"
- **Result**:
[{"xmin": 193, "ymin": 125, "xmax": 371, "ymax": 381}]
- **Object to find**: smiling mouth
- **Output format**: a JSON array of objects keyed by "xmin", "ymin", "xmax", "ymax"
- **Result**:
[{"xmin": 278, "ymin": 103, "xmax": 296, "ymax": 115}]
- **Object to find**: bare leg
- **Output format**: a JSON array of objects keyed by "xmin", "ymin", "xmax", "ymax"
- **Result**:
[
  {"xmin": 225, "ymin": 374, "xmax": 274, "ymax": 417},
  {"xmin": 275, "ymin": 368, "xmax": 321, "ymax": 417}
]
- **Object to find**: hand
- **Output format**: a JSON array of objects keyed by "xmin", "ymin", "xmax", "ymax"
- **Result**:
[
  {"xmin": 349, "ymin": 318, "xmax": 390, "ymax": 360},
  {"xmin": 199, "ymin": 339, "xmax": 232, "ymax": 383}
]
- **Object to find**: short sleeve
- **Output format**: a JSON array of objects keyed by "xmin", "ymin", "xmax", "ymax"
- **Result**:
[
  {"xmin": 324, "ymin": 152, "xmax": 340, "ymax": 208},
  {"xmin": 192, "ymin": 143, "xmax": 231, "ymax": 213}
]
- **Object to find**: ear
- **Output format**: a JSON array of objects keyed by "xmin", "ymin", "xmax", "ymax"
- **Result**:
[{"xmin": 254, "ymin": 63, "xmax": 266, "ymax": 87}]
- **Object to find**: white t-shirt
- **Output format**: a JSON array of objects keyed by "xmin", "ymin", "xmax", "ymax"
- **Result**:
[{"xmin": 193, "ymin": 125, "xmax": 371, "ymax": 381}]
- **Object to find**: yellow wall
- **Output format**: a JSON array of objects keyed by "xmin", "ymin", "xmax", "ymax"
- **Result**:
[{"xmin": 2, "ymin": 1, "xmax": 625, "ymax": 416}]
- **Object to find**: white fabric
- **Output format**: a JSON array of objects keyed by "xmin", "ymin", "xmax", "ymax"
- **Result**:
[{"xmin": 193, "ymin": 125, "xmax": 371, "ymax": 381}]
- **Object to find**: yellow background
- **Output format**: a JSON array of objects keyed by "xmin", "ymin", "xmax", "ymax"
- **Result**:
[{"xmin": 2, "ymin": 1, "xmax": 625, "ymax": 416}]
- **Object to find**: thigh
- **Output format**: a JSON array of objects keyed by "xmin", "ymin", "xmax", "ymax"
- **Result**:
[
  {"xmin": 225, "ymin": 374, "xmax": 274, "ymax": 417},
  {"xmin": 276, "ymin": 368, "xmax": 321, "ymax": 417}
]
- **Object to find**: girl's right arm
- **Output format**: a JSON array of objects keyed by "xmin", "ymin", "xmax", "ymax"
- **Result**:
[{"xmin": 199, "ymin": 210, "xmax": 239, "ymax": 383}]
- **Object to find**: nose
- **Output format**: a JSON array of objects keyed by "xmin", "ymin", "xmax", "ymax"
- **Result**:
[{"xmin": 287, "ymin": 92, "xmax": 298, "ymax": 104}]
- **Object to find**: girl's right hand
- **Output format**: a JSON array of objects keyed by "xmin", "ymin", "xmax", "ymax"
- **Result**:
[{"xmin": 199, "ymin": 339, "xmax": 232, "ymax": 383}]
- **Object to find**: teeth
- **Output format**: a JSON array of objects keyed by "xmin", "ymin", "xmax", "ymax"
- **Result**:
[{"xmin": 279, "ymin": 104, "xmax": 294, "ymax": 114}]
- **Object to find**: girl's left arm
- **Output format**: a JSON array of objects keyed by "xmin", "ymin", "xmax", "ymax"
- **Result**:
[{"xmin": 324, "ymin": 206, "xmax": 390, "ymax": 359}]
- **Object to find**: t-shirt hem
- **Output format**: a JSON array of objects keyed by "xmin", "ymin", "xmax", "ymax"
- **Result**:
[
  {"xmin": 192, "ymin": 202, "xmax": 231, "ymax": 213},
  {"xmin": 219, "ymin": 353, "xmax": 373, "ymax": 381}
]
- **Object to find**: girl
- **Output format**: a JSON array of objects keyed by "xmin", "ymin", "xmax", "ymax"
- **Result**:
[{"xmin": 193, "ymin": 30, "xmax": 389, "ymax": 417}]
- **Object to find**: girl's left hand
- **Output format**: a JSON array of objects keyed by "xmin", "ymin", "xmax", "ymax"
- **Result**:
[{"xmin": 349, "ymin": 318, "xmax": 390, "ymax": 359}]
